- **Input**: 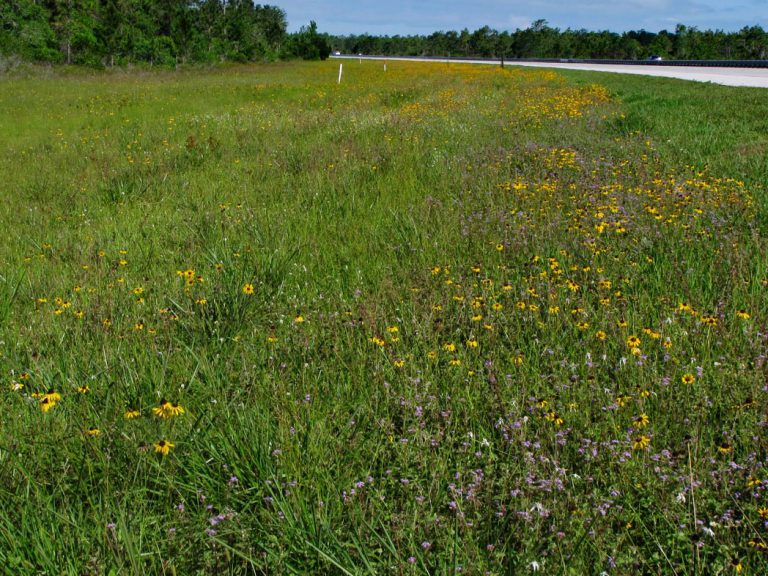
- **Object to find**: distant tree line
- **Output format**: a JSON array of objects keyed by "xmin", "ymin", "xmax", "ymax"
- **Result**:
[
  {"xmin": 0, "ymin": 1, "xmax": 330, "ymax": 65},
  {"xmin": 332, "ymin": 20, "xmax": 768, "ymax": 61}
]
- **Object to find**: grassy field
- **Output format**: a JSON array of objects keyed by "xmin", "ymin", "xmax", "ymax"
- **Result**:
[{"xmin": 0, "ymin": 60, "xmax": 766, "ymax": 575}]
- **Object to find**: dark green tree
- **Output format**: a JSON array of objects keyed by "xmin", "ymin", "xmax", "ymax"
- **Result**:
[
  {"xmin": 284, "ymin": 20, "xmax": 329, "ymax": 60},
  {"xmin": 52, "ymin": 0, "xmax": 100, "ymax": 64},
  {"xmin": 0, "ymin": 0, "xmax": 59, "ymax": 60}
]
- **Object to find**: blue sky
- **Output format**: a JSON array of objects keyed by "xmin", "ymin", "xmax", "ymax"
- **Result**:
[{"xmin": 278, "ymin": 1, "xmax": 766, "ymax": 35}]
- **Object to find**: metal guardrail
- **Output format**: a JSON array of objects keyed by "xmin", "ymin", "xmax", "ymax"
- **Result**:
[{"xmin": 335, "ymin": 54, "xmax": 768, "ymax": 69}]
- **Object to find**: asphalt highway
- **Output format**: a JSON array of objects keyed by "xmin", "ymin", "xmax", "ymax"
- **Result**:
[{"xmin": 334, "ymin": 56, "xmax": 768, "ymax": 88}]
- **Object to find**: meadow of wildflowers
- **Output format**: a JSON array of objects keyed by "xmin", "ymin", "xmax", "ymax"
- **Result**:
[{"xmin": 0, "ymin": 61, "xmax": 766, "ymax": 574}]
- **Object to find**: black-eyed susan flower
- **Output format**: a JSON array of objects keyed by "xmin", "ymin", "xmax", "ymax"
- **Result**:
[
  {"xmin": 544, "ymin": 411, "xmax": 564, "ymax": 426},
  {"xmin": 616, "ymin": 395, "xmax": 632, "ymax": 407},
  {"xmin": 718, "ymin": 443, "xmax": 732, "ymax": 454},
  {"xmin": 153, "ymin": 400, "xmax": 185, "ymax": 419},
  {"xmin": 632, "ymin": 414, "xmax": 650, "ymax": 428},
  {"xmin": 369, "ymin": 336, "xmax": 385, "ymax": 347},
  {"xmin": 154, "ymin": 440, "xmax": 174, "ymax": 456},
  {"xmin": 242, "ymin": 283, "xmax": 254, "ymax": 295},
  {"xmin": 681, "ymin": 373, "xmax": 696, "ymax": 385},
  {"xmin": 40, "ymin": 397, "xmax": 56, "ymax": 412},
  {"xmin": 632, "ymin": 435, "xmax": 651, "ymax": 450},
  {"xmin": 124, "ymin": 408, "xmax": 141, "ymax": 419}
]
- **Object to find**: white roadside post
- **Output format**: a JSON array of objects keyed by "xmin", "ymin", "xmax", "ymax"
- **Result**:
[{"xmin": 338, "ymin": 63, "xmax": 343, "ymax": 84}]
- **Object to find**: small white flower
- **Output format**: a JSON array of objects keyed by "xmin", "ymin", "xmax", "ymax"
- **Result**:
[
  {"xmin": 702, "ymin": 527, "xmax": 715, "ymax": 538},
  {"xmin": 675, "ymin": 492, "xmax": 686, "ymax": 503},
  {"xmin": 529, "ymin": 560, "xmax": 540, "ymax": 572}
]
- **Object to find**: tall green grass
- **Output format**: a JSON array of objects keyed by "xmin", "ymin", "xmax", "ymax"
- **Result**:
[{"xmin": 0, "ymin": 61, "xmax": 766, "ymax": 574}]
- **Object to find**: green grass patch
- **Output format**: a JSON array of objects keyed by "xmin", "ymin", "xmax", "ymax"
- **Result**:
[{"xmin": 0, "ymin": 60, "xmax": 766, "ymax": 574}]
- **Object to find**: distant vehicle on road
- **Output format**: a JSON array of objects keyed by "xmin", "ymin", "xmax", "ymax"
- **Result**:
[
  {"xmin": 334, "ymin": 51, "xmax": 341, "ymax": 56},
  {"xmin": 647, "ymin": 55, "xmax": 663, "ymax": 61}
]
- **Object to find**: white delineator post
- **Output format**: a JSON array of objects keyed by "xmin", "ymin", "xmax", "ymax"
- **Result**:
[{"xmin": 338, "ymin": 63, "xmax": 343, "ymax": 84}]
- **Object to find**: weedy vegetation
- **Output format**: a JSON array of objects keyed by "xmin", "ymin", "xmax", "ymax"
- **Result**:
[{"xmin": 0, "ymin": 60, "xmax": 766, "ymax": 574}]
